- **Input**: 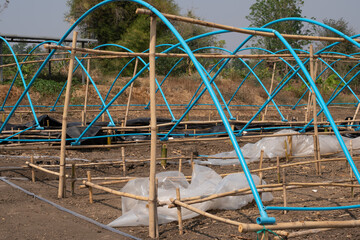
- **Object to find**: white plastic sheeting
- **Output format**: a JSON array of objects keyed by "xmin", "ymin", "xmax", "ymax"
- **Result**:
[
  {"xmin": 108, "ymin": 165, "xmax": 273, "ymax": 227},
  {"xmin": 197, "ymin": 130, "xmax": 357, "ymax": 165}
]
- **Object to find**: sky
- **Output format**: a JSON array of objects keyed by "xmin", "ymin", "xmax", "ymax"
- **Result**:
[{"xmin": 0, "ymin": 0, "xmax": 359, "ymax": 50}]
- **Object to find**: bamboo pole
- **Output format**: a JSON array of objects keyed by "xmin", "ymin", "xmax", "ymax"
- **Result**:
[
  {"xmin": 87, "ymin": 171, "xmax": 93, "ymax": 204},
  {"xmin": 121, "ymin": 146, "xmax": 126, "ymax": 176},
  {"xmin": 124, "ymin": 58, "xmax": 139, "ymax": 125},
  {"xmin": 71, "ymin": 163, "xmax": 76, "ymax": 196},
  {"xmin": 276, "ymin": 156, "xmax": 280, "ymax": 184},
  {"xmin": 282, "ymin": 168, "xmax": 287, "ymax": 215},
  {"xmin": 148, "ymin": 15, "xmax": 158, "ymax": 239},
  {"xmin": 239, "ymin": 219, "xmax": 360, "ymax": 232},
  {"xmin": 179, "ymin": 158, "xmax": 182, "ymax": 173},
  {"xmin": 170, "ymin": 198, "xmax": 242, "ymax": 226},
  {"xmin": 310, "ymin": 45, "xmax": 321, "ymax": 176},
  {"xmin": 82, "ymin": 58, "xmax": 90, "ymax": 126},
  {"xmin": 136, "ymin": 8, "xmax": 360, "ymax": 43},
  {"xmin": 263, "ymin": 63, "xmax": 276, "ymax": 121},
  {"xmin": 176, "ymin": 188, "xmax": 183, "ymax": 235},
  {"xmin": 30, "ymin": 156, "xmax": 35, "ymax": 182},
  {"xmin": 26, "ymin": 161, "xmax": 69, "ymax": 177},
  {"xmin": 58, "ymin": 31, "xmax": 78, "ymax": 198},
  {"xmin": 83, "ymin": 180, "xmax": 149, "ymax": 201},
  {"xmin": 43, "ymin": 43, "xmax": 360, "ymax": 60}
]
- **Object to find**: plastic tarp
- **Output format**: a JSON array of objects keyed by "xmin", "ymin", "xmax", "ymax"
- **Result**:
[
  {"xmin": 108, "ymin": 164, "xmax": 272, "ymax": 227},
  {"xmin": 197, "ymin": 130, "xmax": 357, "ymax": 165}
]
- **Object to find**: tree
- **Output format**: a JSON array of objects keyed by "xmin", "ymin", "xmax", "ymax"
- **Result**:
[
  {"xmin": 246, "ymin": 0, "xmax": 308, "ymax": 53},
  {"xmin": 314, "ymin": 18, "xmax": 357, "ymax": 54},
  {"xmin": 65, "ymin": 0, "xmax": 223, "ymax": 75}
]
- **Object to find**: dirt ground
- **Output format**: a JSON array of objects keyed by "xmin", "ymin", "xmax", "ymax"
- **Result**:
[
  {"xmin": 1, "ymin": 80, "xmax": 360, "ymax": 239},
  {"xmin": 1, "ymin": 130, "xmax": 360, "ymax": 240}
]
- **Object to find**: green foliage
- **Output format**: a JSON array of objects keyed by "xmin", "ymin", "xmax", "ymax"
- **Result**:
[
  {"xmin": 314, "ymin": 18, "xmax": 356, "ymax": 54},
  {"xmin": 65, "ymin": 0, "xmax": 223, "ymax": 76},
  {"xmin": 246, "ymin": 0, "xmax": 308, "ymax": 53}
]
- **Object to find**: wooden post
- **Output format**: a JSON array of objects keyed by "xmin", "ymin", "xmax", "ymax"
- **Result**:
[
  {"xmin": 310, "ymin": 45, "xmax": 321, "ymax": 176},
  {"xmin": 71, "ymin": 163, "xmax": 76, "ymax": 196},
  {"xmin": 350, "ymin": 140, "xmax": 355, "ymax": 198},
  {"xmin": 259, "ymin": 150, "xmax": 264, "ymax": 182},
  {"xmin": 282, "ymin": 168, "xmax": 287, "ymax": 215},
  {"xmin": 263, "ymin": 62, "xmax": 276, "ymax": 121},
  {"xmin": 58, "ymin": 31, "xmax": 78, "ymax": 198},
  {"xmin": 121, "ymin": 146, "xmax": 126, "ymax": 176},
  {"xmin": 276, "ymin": 156, "xmax": 280, "ymax": 184},
  {"xmin": 148, "ymin": 15, "xmax": 159, "ymax": 239},
  {"xmin": 176, "ymin": 188, "xmax": 183, "ymax": 235},
  {"xmin": 124, "ymin": 58, "xmax": 139, "ymax": 125},
  {"xmin": 82, "ymin": 59, "xmax": 90, "ymax": 126},
  {"xmin": 31, "ymin": 156, "xmax": 35, "ymax": 183},
  {"xmin": 87, "ymin": 171, "xmax": 93, "ymax": 204},
  {"xmin": 179, "ymin": 158, "xmax": 182, "ymax": 173},
  {"xmin": 161, "ymin": 144, "xmax": 167, "ymax": 169}
]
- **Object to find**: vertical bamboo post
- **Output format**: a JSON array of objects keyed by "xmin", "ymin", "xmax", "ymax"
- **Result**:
[
  {"xmin": 179, "ymin": 158, "xmax": 182, "ymax": 173},
  {"xmin": 276, "ymin": 156, "xmax": 280, "ymax": 184},
  {"xmin": 263, "ymin": 63, "xmax": 276, "ymax": 121},
  {"xmin": 71, "ymin": 163, "xmax": 76, "ymax": 196},
  {"xmin": 282, "ymin": 168, "xmax": 287, "ymax": 215},
  {"xmin": 82, "ymin": 59, "xmax": 90, "ymax": 126},
  {"xmin": 87, "ymin": 171, "xmax": 93, "ymax": 204},
  {"xmin": 350, "ymin": 140, "xmax": 355, "ymax": 198},
  {"xmin": 259, "ymin": 150, "xmax": 264, "ymax": 182},
  {"xmin": 190, "ymin": 151, "xmax": 194, "ymax": 172},
  {"xmin": 148, "ymin": 15, "xmax": 158, "ymax": 239},
  {"xmin": 288, "ymin": 136, "xmax": 293, "ymax": 157},
  {"xmin": 176, "ymin": 187, "xmax": 183, "ymax": 235},
  {"xmin": 284, "ymin": 140, "xmax": 289, "ymax": 163},
  {"xmin": 161, "ymin": 144, "xmax": 167, "ymax": 169},
  {"xmin": 310, "ymin": 45, "xmax": 320, "ymax": 176},
  {"xmin": 58, "ymin": 31, "xmax": 78, "ymax": 198},
  {"xmin": 121, "ymin": 146, "xmax": 126, "ymax": 176},
  {"xmin": 124, "ymin": 58, "xmax": 139, "ymax": 125},
  {"xmin": 30, "ymin": 156, "xmax": 35, "ymax": 183}
]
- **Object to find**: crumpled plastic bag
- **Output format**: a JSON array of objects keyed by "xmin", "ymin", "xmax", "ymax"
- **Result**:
[
  {"xmin": 199, "ymin": 129, "xmax": 353, "ymax": 165},
  {"xmin": 108, "ymin": 164, "xmax": 272, "ymax": 227}
]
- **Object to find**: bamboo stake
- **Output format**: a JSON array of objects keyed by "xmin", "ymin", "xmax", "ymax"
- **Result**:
[
  {"xmin": 26, "ymin": 161, "xmax": 69, "ymax": 177},
  {"xmin": 30, "ymin": 156, "xmax": 35, "ymax": 182},
  {"xmin": 259, "ymin": 150, "xmax": 264, "ymax": 183},
  {"xmin": 121, "ymin": 146, "xmax": 126, "ymax": 177},
  {"xmin": 176, "ymin": 188, "xmax": 183, "ymax": 235},
  {"xmin": 310, "ymin": 45, "xmax": 321, "ymax": 176},
  {"xmin": 87, "ymin": 171, "xmax": 93, "ymax": 204},
  {"xmin": 148, "ymin": 15, "xmax": 158, "ymax": 239},
  {"xmin": 136, "ymin": 8, "xmax": 360, "ymax": 43},
  {"xmin": 58, "ymin": 31, "xmax": 78, "ymax": 198},
  {"xmin": 276, "ymin": 156, "xmax": 280, "ymax": 184},
  {"xmin": 71, "ymin": 163, "xmax": 76, "ymax": 196},
  {"xmin": 350, "ymin": 140, "xmax": 354, "ymax": 198},
  {"xmin": 263, "ymin": 63, "xmax": 276, "ymax": 120},
  {"xmin": 282, "ymin": 168, "xmax": 287, "ymax": 215},
  {"xmin": 124, "ymin": 58, "xmax": 139, "ymax": 125},
  {"xmin": 239, "ymin": 219, "xmax": 360, "ymax": 232},
  {"xmin": 161, "ymin": 144, "xmax": 167, "ymax": 169},
  {"xmin": 170, "ymin": 198, "xmax": 242, "ymax": 226},
  {"xmin": 179, "ymin": 158, "xmax": 182, "ymax": 173},
  {"xmin": 82, "ymin": 58, "xmax": 90, "ymax": 126}
]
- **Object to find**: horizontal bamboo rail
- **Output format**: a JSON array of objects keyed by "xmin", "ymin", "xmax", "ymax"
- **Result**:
[
  {"xmin": 26, "ymin": 161, "xmax": 69, "ymax": 178},
  {"xmin": 43, "ymin": 44, "xmax": 360, "ymax": 61},
  {"xmin": 239, "ymin": 219, "xmax": 360, "ymax": 232},
  {"xmin": 82, "ymin": 180, "xmax": 149, "ymax": 201},
  {"xmin": 136, "ymin": 8, "xmax": 360, "ymax": 43}
]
